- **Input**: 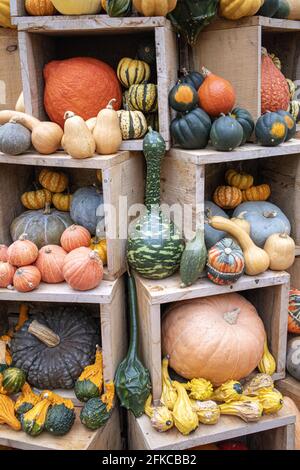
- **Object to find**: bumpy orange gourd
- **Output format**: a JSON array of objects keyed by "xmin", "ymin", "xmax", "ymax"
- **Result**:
[
  {"xmin": 198, "ymin": 68, "xmax": 236, "ymax": 117},
  {"xmin": 13, "ymin": 266, "xmax": 41, "ymax": 293},
  {"xmin": 44, "ymin": 57, "xmax": 122, "ymax": 128},
  {"xmin": 0, "ymin": 262, "xmax": 15, "ymax": 288},
  {"xmin": 63, "ymin": 247, "xmax": 103, "ymax": 291},
  {"xmin": 60, "ymin": 225, "xmax": 91, "ymax": 253},
  {"xmin": 261, "ymin": 48, "xmax": 290, "ymax": 114},
  {"xmin": 7, "ymin": 235, "xmax": 39, "ymax": 267},
  {"xmin": 0, "ymin": 245, "xmax": 8, "ymax": 262},
  {"xmin": 213, "ymin": 186, "xmax": 242, "ymax": 210},
  {"xmin": 242, "ymin": 184, "xmax": 271, "ymax": 202},
  {"xmin": 35, "ymin": 245, "xmax": 67, "ymax": 283},
  {"xmin": 25, "ymin": 0, "xmax": 56, "ymax": 15}
]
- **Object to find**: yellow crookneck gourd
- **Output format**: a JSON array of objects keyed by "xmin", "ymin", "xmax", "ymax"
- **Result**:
[
  {"xmin": 211, "ymin": 380, "xmax": 243, "ymax": 403},
  {"xmin": 190, "ymin": 399, "xmax": 220, "ymax": 425},
  {"xmin": 256, "ymin": 388, "xmax": 283, "ymax": 415},
  {"xmin": 172, "ymin": 381, "xmax": 199, "ymax": 435},
  {"xmin": 208, "ymin": 215, "xmax": 270, "ymax": 275},
  {"xmin": 144, "ymin": 394, "xmax": 174, "ymax": 433},
  {"xmin": 184, "ymin": 378, "xmax": 213, "ymax": 401},
  {"xmin": 243, "ymin": 373, "xmax": 274, "ymax": 396},
  {"xmin": 219, "ymin": 399, "xmax": 263, "ymax": 422},
  {"xmin": 40, "ymin": 390, "xmax": 74, "ymax": 410},
  {"xmin": 63, "ymin": 111, "xmax": 96, "ymax": 159},
  {"xmin": 93, "ymin": 99, "xmax": 122, "ymax": 155},
  {"xmin": 0, "ymin": 395, "xmax": 21, "ymax": 431},
  {"xmin": 231, "ymin": 212, "xmax": 251, "ymax": 235},
  {"xmin": 22, "ymin": 398, "xmax": 51, "ymax": 436},
  {"xmin": 161, "ymin": 357, "xmax": 177, "ymax": 411},
  {"xmin": 258, "ymin": 340, "xmax": 276, "ymax": 375},
  {"xmin": 74, "ymin": 346, "xmax": 103, "ymax": 402},
  {"xmin": 15, "ymin": 382, "xmax": 40, "ymax": 417}
]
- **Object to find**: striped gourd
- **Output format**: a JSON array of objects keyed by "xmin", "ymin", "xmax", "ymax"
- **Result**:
[
  {"xmin": 21, "ymin": 188, "xmax": 52, "ymax": 210},
  {"xmin": 129, "ymin": 83, "xmax": 158, "ymax": 113},
  {"xmin": 117, "ymin": 109, "xmax": 147, "ymax": 140},
  {"xmin": 117, "ymin": 58, "xmax": 150, "ymax": 88},
  {"xmin": 207, "ymin": 238, "xmax": 245, "ymax": 286},
  {"xmin": 288, "ymin": 288, "xmax": 300, "ymax": 334},
  {"xmin": 287, "ymin": 78, "xmax": 296, "ymax": 99},
  {"xmin": 289, "ymin": 100, "xmax": 300, "ymax": 122},
  {"xmin": 127, "ymin": 128, "xmax": 184, "ymax": 279}
]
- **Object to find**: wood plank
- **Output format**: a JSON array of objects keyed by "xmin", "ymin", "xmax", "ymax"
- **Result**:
[
  {"xmin": 204, "ymin": 16, "xmax": 300, "ymax": 32},
  {"xmin": 128, "ymin": 406, "xmax": 295, "ymax": 450},
  {"xmin": 249, "ymin": 423, "xmax": 295, "ymax": 450},
  {"xmin": 10, "ymin": 0, "xmax": 25, "ymax": 17},
  {"xmin": 277, "ymin": 375, "xmax": 300, "ymax": 409},
  {"xmin": 287, "ymin": 256, "xmax": 300, "ymax": 288},
  {"xmin": 135, "ymin": 271, "xmax": 290, "ymax": 305},
  {"xmin": 0, "ymin": 29, "xmax": 22, "ymax": 110}
]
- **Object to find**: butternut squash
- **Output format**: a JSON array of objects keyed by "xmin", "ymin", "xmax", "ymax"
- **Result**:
[
  {"xmin": 0, "ymin": 110, "xmax": 39, "ymax": 128},
  {"xmin": 86, "ymin": 117, "xmax": 97, "ymax": 133},
  {"xmin": 63, "ymin": 111, "xmax": 96, "ymax": 159},
  {"xmin": 208, "ymin": 216, "xmax": 270, "ymax": 276},
  {"xmin": 93, "ymin": 99, "xmax": 122, "ymax": 155}
]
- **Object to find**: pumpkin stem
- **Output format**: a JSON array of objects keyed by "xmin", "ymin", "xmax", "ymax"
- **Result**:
[
  {"xmin": 279, "ymin": 233, "xmax": 289, "ymax": 239},
  {"xmin": 223, "ymin": 308, "xmax": 240, "ymax": 325},
  {"xmin": 18, "ymin": 233, "xmax": 28, "ymax": 241},
  {"xmin": 28, "ymin": 320, "xmax": 60, "ymax": 348},
  {"xmin": 43, "ymin": 203, "xmax": 51, "ymax": 215},
  {"xmin": 107, "ymin": 98, "xmax": 117, "ymax": 109},
  {"xmin": 201, "ymin": 66, "xmax": 211, "ymax": 78},
  {"xmin": 263, "ymin": 211, "xmax": 278, "ymax": 219},
  {"xmin": 64, "ymin": 111, "xmax": 75, "ymax": 120},
  {"xmin": 89, "ymin": 250, "xmax": 101, "ymax": 262}
]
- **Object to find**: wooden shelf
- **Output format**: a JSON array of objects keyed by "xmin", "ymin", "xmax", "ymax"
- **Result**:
[
  {"xmin": 206, "ymin": 15, "xmax": 300, "ymax": 32},
  {"xmin": 277, "ymin": 375, "xmax": 300, "ymax": 409},
  {"xmin": 129, "ymin": 407, "xmax": 295, "ymax": 450}
]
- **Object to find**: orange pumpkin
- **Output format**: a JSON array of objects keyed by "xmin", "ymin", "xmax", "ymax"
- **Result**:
[
  {"xmin": 0, "ymin": 245, "xmax": 8, "ymax": 263},
  {"xmin": 7, "ymin": 235, "xmax": 39, "ymax": 267},
  {"xmin": 44, "ymin": 57, "xmax": 122, "ymax": 128},
  {"xmin": 63, "ymin": 247, "xmax": 103, "ymax": 291},
  {"xmin": 0, "ymin": 263, "xmax": 16, "ymax": 288},
  {"xmin": 35, "ymin": 245, "xmax": 67, "ymax": 284},
  {"xmin": 162, "ymin": 293, "xmax": 265, "ymax": 385},
  {"xmin": 60, "ymin": 225, "xmax": 91, "ymax": 253},
  {"xmin": 13, "ymin": 266, "xmax": 41, "ymax": 293},
  {"xmin": 25, "ymin": 0, "xmax": 56, "ymax": 15},
  {"xmin": 261, "ymin": 48, "xmax": 290, "ymax": 114},
  {"xmin": 213, "ymin": 186, "xmax": 242, "ymax": 210},
  {"xmin": 242, "ymin": 184, "xmax": 271, "ymax": 202},
  {"xmin": 198, "ymin": 67, "xmax": 236, "ymax": 117}
]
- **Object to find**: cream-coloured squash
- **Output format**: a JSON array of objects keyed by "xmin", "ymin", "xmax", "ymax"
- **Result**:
[
  {"xmin": 50, "ymin": 0, "xmax": 102, "ymax": 15},
  {"xmin": 63, "ymin": 111, "xmax": 96, "ymax": 159},
  {"xmin": 133, "ymin": 0, "xmax": 177, "ymax": 16},
  {"xmin": 93, "ymin": 99, "xmax": 122, "ymax": 155},
  {"xmin": 86, "ymin": 117, "xmax": 97, "ymax": 133},
  {"xmin": 263, "ymin": 233, "xmax": 295, "ymax": 271}
]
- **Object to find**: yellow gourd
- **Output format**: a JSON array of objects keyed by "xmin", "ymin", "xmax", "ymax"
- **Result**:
[
  {"xmin": 161, "ymin": 357, "xmax": 177, "ymax": 411},
  {"xmin": 211, "ymin": 380, "xmax": 243, "ymax": 403},
  {"xmin": 190, "ymin": 400, "xmax": 220, "ymax": 425},
  {"xmin": 256, "ymin": 388, "xmax": 283, "ymax": 415},
  {"xmin": 144, "ymin": 394, "xmax": 174, "ymax": 432},
  {"xmin": 183, "ymin": 378, "xmax": 213, "ymax": 401},
  {"xmin": 219, "ymin": 0, "xmax": 263, "ymax": 20},
  {"xmin": 22, "ymin": 399, "xmax": 51, "ymax": 436},
  {"xmin": 74, "ymin": 346, "xmax": 103, "ymax": 402},
  {"xmin": 263, "ymin": 233, "xmax": 295, "ymax": 271},
  {"xmin": 21, "ymin": 188, "xmax": 52, "ymax": 210},
  {"xmin": 50, "ymin": 0, "xmax": 102, "ymax": 14},
  {"xmin": 258, "ymin": 340, "xmax": 276, "ymax": 375},
  {"xmin": 15, "ymin": 382, "xmax": 40, "ymax": 415},
  {"xmin": 208, "ymin": 216, "xmax": 270, "ymax": 276},
  {"xmin": 172, "ymin": 381, "xmax": 198, "ymax": 435},
  {"xmin": 89, "ymin": 238, "xmax": 107, "ymax": 266},
  {"xmin": 93, "ymin": 99, "xmax": 122, "ymax": 155},
  {"xmin": 15, "ymin": 93, "xmax": 25, "ymax": 113},
  {"xmin": 63, "ymin": 111, "xmax": 96, "ymax": 159},
  {"xmin": 219, "ymin": 399, "xmax": 263, "ymax": 422},
  {"xmin": 133, "ymin": 0, "xmax": 177, "ymax": 16},
  {"xmin": 0, "ymin": 0, "xmax": 15, "ymax": 28},
  {"xmin": 225, "ymin": 169, "xmax": 254, "ymax": 190},
  {"xmin": 231, "ymin": 212, "xmax": 251, "ymax": 235},
  {"xmin": 243, "ymin": 373, "xmax": 274, "ymax": 396},
  {"xmin": 0, "ymin": 395, "xmax": 21, "ymax": 431},
  {"xmin": 52, "ymin": 192, "xmax": 72, "ymax": 212},
  {"xmin": 101, "ymin": 382, "xmax": 115, "ymax": 412},
  {"xmin": 40, "ymin": 390, "xmax": 74, "ymax": 410}
]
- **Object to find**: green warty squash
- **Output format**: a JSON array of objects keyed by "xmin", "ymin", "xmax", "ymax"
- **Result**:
[{"xmin": 180, "ymin": 230, "xmax": 207, "ymax": 287}]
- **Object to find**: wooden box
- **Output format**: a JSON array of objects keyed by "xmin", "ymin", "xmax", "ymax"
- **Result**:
[
  {"xmin": 277, "ymin": 374, "xmax": 300, "ymax": 409},
  {"xmin": 135, "ymin": 271, "xmax": 290, "ymax": 403},
  {"xmin": 0, "ymin": 29, "xmax": 22, "ymax": 111},
  {"xmin": 287, "ymin": 256, "xmax": 300, "ymax": 288},
  {"xmin": 9, "ymin": 2, "xmax": 178, "ymax": 151},
  {"xmin": 0, "ymin": 151, "xmax": 144, "ymax": 280},
  {"xmin": 128, "ymin": 406, "xmax": 295, "ymax": 450}
]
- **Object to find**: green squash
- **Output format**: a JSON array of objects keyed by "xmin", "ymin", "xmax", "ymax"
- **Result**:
[
  {"xmin": 45, "ymin": 404, "xmax": 75, "ymax": 436},
  {"xmin": 137, "ymin": 39, "xmax": 156, "ymax": 65},
  {"xmin": 181, "ymin": 68, "xmax": 204, "ymax": 91},
  {"xmin": 2, "ymin": 367, "xmax": 26, "ymax": 394},
  {"xmin": 15, "ymin": 402, "xmax": 34, "ymax": 419},
  {"xmin": 129, "ymin": 83, "xmax": 158, "ymax": 114},
  {"xmin": 127, "ymin": 128, "xmax": 184, "ymax": 279},
  {"xmin": 169, "ymin": 82, "xmax": 198, "ymax": 113},
  {"xmin": 180, "ymin": 230, "xmax": 207, "ymax": 287},
  {"xmin": 115, "ymin": 274, "xmax": 151, "ymax": 417},
  {"xmin": 258, "ymin": 0, "xmax": 280, "ymax": 16},
  {"xmin": 276, "ymin": 110, "xmax": 296, "ymax": 141},
  {"xmin": 255, "ymin": 112, "xmax": 287, "ymax": 146},
  {"xmin": 70, "ymin": 186, "xmax": 104, "ymax": 236},
  {"xmin": 171, "ymin": 108, "xmax": 211, "ymax": 150},
  {"xmin": 106, "ymin": 0, "xmax": 132, "ymax": 16},
  {"xmin": 230, "ymin": 107, "xmax": 255, "ymax": 145},
  {"xmin": 80, "ymin": 397, "xmax": 111, "ymax": 430},
  {"xmin": 210, "ymin": 116, "xmax": 244, "ymax": 151},
  {"xmin": 0, "ymin": 121, "xmax": 31, "ymax": 156},
  {"xmin": 168, "ymin": 0, "xmax": 218, "ymax": 46},
  {"xmin": 273, "ymin": 0, "xmax": 291, "ymax": 18}
]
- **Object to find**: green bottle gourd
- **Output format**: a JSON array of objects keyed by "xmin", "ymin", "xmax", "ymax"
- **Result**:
[
  {"xmin": 115, "ymin": 273, "xmax": 151, "ymax": 417},
  {"xmin": 127, "ymin": 128, "xmax": 184, "ymax": 279},
  {"xmin": 180, "ymin": 230, "xmax": 207, "ymax": 287}
]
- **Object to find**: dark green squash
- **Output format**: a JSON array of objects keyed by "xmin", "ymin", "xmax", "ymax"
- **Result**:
[
  {"xmin": 45, "ymin": 404, "xmax": 75, "ymax": 436},
  {"xmin": 273, "ymin": 0, "xmax": 290, "ymax": 18},
  {"xmin": 80, "ymin": 397, "xmax": 111, "ymax": 430},
  {"xmin": 210, "ymin": 116, "xmax": 244, "ymax": 151},
  {"xmin": 2, "ymin": 367, "xmax": 26, "ymax": 394},
  {"xmin": 276, "ymin": 110, "xmax": 296, "ymax": 141},
  {"xmin": 169, "ymin": 82, "xmax": 198, "ymax": 113},
  {"xmin": 137, "ymin": 39, "xmax": 156, "ymax": 65},
  {"xmin": 127, "ymin": 128, "xmax": 184, "ymax": 279},
  {"xmin": 230, "ymin": 107, "xmax": 255, "ymax": 145},
  {"xmin": 171, "ymin": 108, "xmax": 211, "ymax": 150},
  {"xmin": 106, "ymin": 0, "xmax": 132, "ymax": 16},
  {"xmin": 181, "ymin": 68, "xmax": 204, "ymax": 91},
  {"xmin": 255, "ymin": 112, "xmax": 287, "ymax": 146},
  {"xmin": 258, "ymin": 0, "xmax": 280, "ymax": 16},
  {"xmin": 180, "ymin": 230, "xmax": 207, "ymax": 288},
  {"xmin": 168, "ymin": 0, "xmax": 218, "ymax": 46},
  {"xmin": 115, "ymin": 274, "xmax": 151, "ymax": 418}
]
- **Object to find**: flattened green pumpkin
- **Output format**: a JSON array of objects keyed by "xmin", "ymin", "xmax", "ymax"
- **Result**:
[
  {"xmin": 169, "ymin": 82, "xmax": 198, "ymax": 113},
  {"xmin": 255, "ymin": 112, "xmax": 287, "ymax": 146}
]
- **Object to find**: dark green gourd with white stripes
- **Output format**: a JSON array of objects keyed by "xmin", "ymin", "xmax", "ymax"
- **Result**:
[{"xmin": 127, "ymin": 128, "xmax": 184, "ymax": 279}]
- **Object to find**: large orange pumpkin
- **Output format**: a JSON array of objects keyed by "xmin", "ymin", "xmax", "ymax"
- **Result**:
[
  {"xmin": 261, "ymin": 48, "xmax": 290, "ymax": 114},
  {"xmin": 63, "ymin": 247, "xmax": 103, "ymax": 291},
  {"xmin": 44, "ymin": 57, "xmax": 122, "ymax": 128},
  {"xmin": 35, "ymin": 245, "xmax": 67, "ymax": 284},
  {"xmin": 162, "ymin": 293, "xmax": 265, "ymax": 385}
]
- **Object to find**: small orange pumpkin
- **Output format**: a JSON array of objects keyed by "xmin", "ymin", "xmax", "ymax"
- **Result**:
[
  {"xmin": 63, "ymin": 247, "xmax": 103, "ymax": 291},
  {"xmin": 0, "ymin": 245, "xmax": 8, "ymax": 263},
  {"xmin": 52, "ymin": 192, "xmax": 72, "ymax": 212},
  {"xmin": 35, "ymin": 245, "xmax": 67, "ymax": 284},
  {"xmin": 0, "ymin": 263, "xmax": 16, "ymax": 288},
  {"xmin": 198, "ymin": 67, "xmax": 236, "ymax": 117},
  {"xmin": 213, "ymin": 186, "xmax": 242, "ymax": 210},
  {"xmin": 7, "ymin": 235, "xmax": 39, "ymax": 267},
  {"xmin": 13, "ymin": 266, "xmax": 41, "ymax": 293},
  {"xmin": 25, "ymin": 0, "xmax": 56, "ymax": 15},
  {"xmin": 242, "ymin": 184, "xmax": 271, "ymax": 202},
  {"xmin": 38, "ymin": 169, "xmax": 68, "ymax": 194},
  {"xmin": 60, "ymin": 225, "xmax": 91, "ymax": 253}
]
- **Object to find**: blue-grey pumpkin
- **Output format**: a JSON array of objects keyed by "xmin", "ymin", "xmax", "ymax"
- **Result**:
[
  {"xmin": 205, "ymin": 201, "xmax": 229, "ymax": 249},
  {"xmin": 286, "ymin": 336, "xmax": 300, "ymax": 381},
  {"xmin": 70, "ymin": 187, "xmax": 105, "ymax": 236}
]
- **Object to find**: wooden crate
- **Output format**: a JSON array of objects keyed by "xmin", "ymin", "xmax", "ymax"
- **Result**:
[
  {"xmin": 135, "ymin": 271, "xmax": 290, "ymax": 403},
  {"xmin": 187, "ymin": 16, "xmax": 300, "ymax": 122},
  {"xmin": 9, "ymin": 5, "xmax": 178, "ymax": 151},
  {"xmin": 277, "ymin": 375, "xmax": 300, "ymax": 409},
  {"xmin": 128, "ymin": 406, "xmax": 295, "ymax": 450},
  {"xmin": 0, "ymin": 151, "xmax": 144, "ymax": 280},
  {"xmin": 287, "ymin": 256, "xmax": 300, "ymax": 288},
  {"xmin": 0, "ymin": 29, "xmax": 22, "ymax": 111}
]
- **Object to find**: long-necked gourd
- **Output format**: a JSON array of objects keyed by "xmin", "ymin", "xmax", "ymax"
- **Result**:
[{"xmin": 63, "ymin": 111, "xmax": 96, "ymax": 159}]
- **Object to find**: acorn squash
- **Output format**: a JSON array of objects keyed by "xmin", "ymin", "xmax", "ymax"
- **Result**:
[
  {"xmin": 210, "ymin": 116, "xmax": 244, "ymax": 152},
  {"xmin": 230, "ymin": 107, "xmax": 255, "ymax": 145},
  {"xmin": 170, "ymin": 108, "xmax": 211, "ymax": 150},
  {"xmin": 255, "ymin": 112, "xmax": 287, "ymax": 146},
  {"xmin": 258, "ymin": 0, "xmax": 280, "ymax": 16}
]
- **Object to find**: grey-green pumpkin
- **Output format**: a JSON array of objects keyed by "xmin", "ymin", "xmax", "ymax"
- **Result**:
[
  {"xmin": 0, "ymin": 121, "xmax": 31, "ymax": 155},
  {"xmin": 70, "ymin": 187, "xmax": 105, "ymax": 236}
]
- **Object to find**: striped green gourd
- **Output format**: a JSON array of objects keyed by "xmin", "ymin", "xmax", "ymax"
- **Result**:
[
  {"xmin": 128, "ymin": 83, "xmax": 158, "ymax": 114},
  {"xmin": 2, "ymin": 367, "xmax": 26, "ymax": 394},
  {"xmin": 127, "ymin": 128, "xmax": 184, "ymax": 279},
  {"xmin": 180, "ymin": 230, "xmax": 207, "ymax": 287}
]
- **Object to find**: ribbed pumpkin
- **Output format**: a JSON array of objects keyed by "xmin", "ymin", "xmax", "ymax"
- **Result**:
[
  {"xmin": 198, "ymin": 68, "xmax": 236, "ymax": 117},
  {"xmin": 170, "ymin": 108, "xmax": 211, "ymax": 149},
  {"xmin": 39, "ymin": 169, "xmax": 68, "ymax": 193},
  {"xmin": 60, "ymin": 225, "xmax": 91, "ymax": 253},
  {"xmin": 181, "ymin": 68, "xmax": 204, "ymax": 91},
  {"xmin": 168, "ymin": 82, "xmax": 199, "ymax": 113},
  {"xmin": 52, "ymin": 192, "xmax": 72, "ymax": 212},
  {"xmin": 7, "ymin": 235, "xmax": 39, "ymax": 267},
  {"xmin": 89, "ymin": 238, "xmax": 107, "ymax": 266},
  {"xmin": 255, "ymin": 112, "xmax": 287, "ymax": 146},
  {"xmin": 0, "ymin": 262, "xmax": 15, "ymax": 288},
  {"xmin": 0, "ymin": 245, "xmax": 8, "ymax": 262},
  {"xmin": 261, "ymin": 48, "xmax": 290, "ymax": 114},
  {"xmin": 25, "ymin": 0, "xmax": 56, "ymax": 15},
  {"xmin": 35, "ymin": 245, "xmax": 67, "ymax": 284},
  {"xmin": 44, "ymin": 57, "xmax": 122, "ymax": 128},
  {"xmin": 21, "ymin": 188, "xmax": 52, "ymax": 210},
  {"xmin": 288, "ymin": 289, "xmax": 300, "ymax": 334},
  {"xmin": 50, "ymin": 0, "xmax": 102, "ymax": 14},
  {"xmin": 13, "ymin": 266, "xmax": 41, "ymax": 293},
  {"xmin": 207, "ymin": 238, "xmax": 245, "ymax": 286},
  {"xmin": 128, "ymin": 83, "xmax": 158, "ymax": 113},
  {"xmin": 0, "ymin": 0, "xmax": 15, "ymax": 28},
  {"xmin": 117, "ymin": 109, "xmax": 148, "ymax": 140},
  {"xmin": 63, "ymin": 247, "xmax": 103, "ymax": 291},
  {"xmin": 219, "ymin": 0, "xmax": 263, "ymax": 19},
  {"xmin": 117, "ymin": 58, "xmax": 150, "ymax": 89},
  {"xmin": 225, "ymin": 169, "xmax": 254, "ymax": 190},
  {"xmin": 213, "ymin": 186, "xmax": 243, "ymax": 210},
  {"xmin": 133, "ymin": 0, "xmax": 177, "ymax": 16},
  {"xmin": 210, "ymin": 115, "xmax": 244, "ymax": 151},
  {"xmin": 242, "ymin": 184, "xmax": 271, "ymax": 202}
]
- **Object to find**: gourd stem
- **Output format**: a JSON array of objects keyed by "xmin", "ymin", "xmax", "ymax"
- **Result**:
[
  {"xmin": 263, "ymin": 211, "xmax": 277, "ymax": 219},
  {"xmin": 107, "ymin": 98, "xmax": 117, "ymax": 109},
  {"xmin": 223, "ymin": 308, "xmax": 240, "ymax": 325},
  {"xmin": 28, "ymin": 320, "xmax": 60, "ymax": 348},
  {"xmin": 43, "ymin": 203, "xmax": 51, "ymax": 215},
  {"xmin": 127, "ymin": 275, "xmax": 138, "ymax": 360}
]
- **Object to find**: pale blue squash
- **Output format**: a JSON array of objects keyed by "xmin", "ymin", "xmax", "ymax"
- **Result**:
[
  {"xmin": 70, "ymin": 187, "xmax": 105, "ymax": 236},
  {"xmin": 205, "ymin": 201, "xmax": 229, "ymax": 249}
]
